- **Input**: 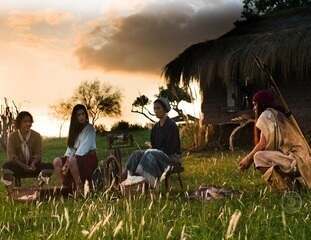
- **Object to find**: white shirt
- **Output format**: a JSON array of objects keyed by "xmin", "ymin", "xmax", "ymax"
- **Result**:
[
  {"xmin": 256, "ymin": 108, "xmax": 280, "ymax": 151},
  {"xmin": 65, "ymin": 123, "xmax": 96, "ymax": 157}
]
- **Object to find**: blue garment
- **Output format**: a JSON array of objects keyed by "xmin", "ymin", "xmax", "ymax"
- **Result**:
[
  {"xmin": 126, "ymin": 117, "xmax": 182, "ymax": 186},
  {"xmin": 126, "ymin": 149, "xmax": 171, "ymax": 186}
]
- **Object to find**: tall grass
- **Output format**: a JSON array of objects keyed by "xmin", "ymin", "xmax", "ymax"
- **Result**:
[{"xmin": 0, "ymin": 131, "xmax": 311, "ymax": 239}]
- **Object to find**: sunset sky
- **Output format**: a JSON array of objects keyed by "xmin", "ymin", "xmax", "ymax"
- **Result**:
[{"xmin": 0, "ymin": 0, "xmax": 242, "ymax": 136}]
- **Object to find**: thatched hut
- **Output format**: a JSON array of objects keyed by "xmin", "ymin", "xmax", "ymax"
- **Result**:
[{"xmin": 164, "ymin": 7, "xmax": 311, "ymax": 134}]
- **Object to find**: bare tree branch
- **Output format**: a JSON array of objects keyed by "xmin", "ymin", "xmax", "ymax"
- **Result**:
[{"xmin": 131, "ymin": 109, "xmax": 156, "ymax": 123}]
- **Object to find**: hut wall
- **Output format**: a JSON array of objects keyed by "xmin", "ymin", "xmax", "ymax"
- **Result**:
[
  {"xmin": 280, "ymin": 81, "xmax": 311, "ymax": 133},
  {"xmin": 202, "ymin": 79, "xmax": 311, "ymax": 133},
  {"xmin": 202, "ymin": 80, "xmax": 253, "ymax": 124},
  {"xmin": 202, "ymin": 81, "xmax": 227, "ymax": 123}
]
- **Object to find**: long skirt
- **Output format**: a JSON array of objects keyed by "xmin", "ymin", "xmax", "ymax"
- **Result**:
[
  {"xmin": 254, "ymin": 150, "xmax": 298, "ymax": 191},
  {"xmin": 60, "ymin": 151, "xmax": 98, "ymax": 190},
  {"xmin": 254, "ymin": 150, "xmax": 296, "ymax": 173},
  {"xmin": 125, "ymin": 149, "xmax": 172, "ymax": 186}
]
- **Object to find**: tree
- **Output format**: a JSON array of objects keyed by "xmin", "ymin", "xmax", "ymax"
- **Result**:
[
  {"xmin": 157, "ymin": 85, "xmax": 192, "ymax": 117},
  {"xmin": 131, "ymin": 95, "xmax": 156, "ymax": 123},
  {"xmin": 51, "ymin": 80, "xmax": 122, "ymax": 127},
  {"xmin": 242, "ymin": 0, "xmax": 311, "ymax": 19},
  {"xmin": 50, "ymin": 101, "xmax": 72, "ymax": 138},
  {"xmin": 131, "ymin": 85, "xmax": 194, "ymax": 123},
  {"xmin": 73, "ymin": 80, "xmax": 122, "ymax": 125}
]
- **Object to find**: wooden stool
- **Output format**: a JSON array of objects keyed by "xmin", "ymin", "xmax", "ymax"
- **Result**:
[{"xmin": 164, "ymin": 164, "xmax": 184, "ymax": 191}]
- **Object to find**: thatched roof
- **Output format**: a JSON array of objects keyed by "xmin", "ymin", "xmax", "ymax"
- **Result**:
[{"xmin": 163, "ymin": 7, "xmax": 311, "ymax": 89}]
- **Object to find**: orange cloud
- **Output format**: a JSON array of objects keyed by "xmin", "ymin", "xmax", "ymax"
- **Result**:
[
  {"xmin": 6, "ymin": 10, "xmax": 74, "ymax": 30},
  {"xmin": 0, "ymin": 9, "xmax": 75, "ymax": 48}
]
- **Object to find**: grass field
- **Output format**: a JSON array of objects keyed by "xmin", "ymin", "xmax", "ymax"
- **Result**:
[{"xmin": 0, "ymin": 130, "xmax": 311, "ymax": 240}]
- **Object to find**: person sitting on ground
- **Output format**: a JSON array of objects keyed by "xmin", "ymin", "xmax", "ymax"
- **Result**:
[
  {"xmin": 53, "ymin": 104, "xmax": 98, "ymax": 193},
  {"xmin": 2, "ymin": 111, "xmax": 53, "ymax": 186},
  {"xmin": 123, "ymin": 97, "xmax": 182, "ymax": 187},
  {"xmin": 239, "ymin": 90, "xmax": 311, "ymax": 191}
]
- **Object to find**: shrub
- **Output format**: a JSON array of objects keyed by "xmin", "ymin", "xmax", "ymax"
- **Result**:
[
  {"xmin": 110, "ymin": 121, "xmax": 148, "ymax": 132},
  {"xmin": 95, "ymin": 124, "xmax": 108, "ymax": 136},
  {"xmin": 128, "ymin": 124, "xmax": 148, "ymax": 131},
  {"xmin": 180, "ymin": 119, "xmax": 207, "ymax": 152},
  {"xmin": 110, "ymin": 121, "xmax": 130, "ymax": 132}
]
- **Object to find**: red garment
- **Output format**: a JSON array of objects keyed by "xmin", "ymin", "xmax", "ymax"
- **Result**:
[
  {"xmin": 61, "ymin": 151, "xmax": 98, "ymax": 190},
  {"xmin": 253, "ymin": 90, "xmax": 275, "ymax": 108}
]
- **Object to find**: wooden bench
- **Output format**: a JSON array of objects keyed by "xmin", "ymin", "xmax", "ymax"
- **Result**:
[{"xmin": 2, "ymin": 168, "xmax": 53, "ymax": 187}]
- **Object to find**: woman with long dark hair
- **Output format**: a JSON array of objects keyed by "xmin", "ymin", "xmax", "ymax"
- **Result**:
[
  {"xmin": 239, "ymin": 90, "xmax": 311, "ymax": 191},
  {"xmin": 53, "ymin": 104, "xmax": 97, "ymax": 193}
]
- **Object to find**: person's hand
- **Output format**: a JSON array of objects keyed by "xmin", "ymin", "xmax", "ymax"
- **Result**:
[
  {"xmin": 62, "ymin": 160, "xmax": 69, "ymax": 175},
  {"xmin": 25, "ymin": 164, "xmax": 35, "ymax": 172},
  {"xmin": 144, "ymin": 141, "xmax": 152, "ymax": 148},
  {"xmin": 31, "ymin": 161, "xmax": 37, "ymax": 170},
  {"xmin": 239, "ymin": 156, "xmax": 253, "ymax": 171}
]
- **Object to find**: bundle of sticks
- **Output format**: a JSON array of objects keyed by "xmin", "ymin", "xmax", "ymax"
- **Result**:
[{"xmin": 0, "ymin": 98, "xmax": 19, "ymax": 151}]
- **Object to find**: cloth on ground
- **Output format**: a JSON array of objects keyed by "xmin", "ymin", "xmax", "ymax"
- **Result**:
[{"xmin": 187, "ymin": 186, "xmax": 240, "ymax": 201}]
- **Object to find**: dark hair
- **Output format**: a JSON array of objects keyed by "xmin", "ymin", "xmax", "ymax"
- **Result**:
[
  {"xmin": 15, "ymin": 111, "xmax": 33, "ymax": 129},
  {"xmin": 67, "ymin": 104, "xmax": 89, "ymax": 148}
]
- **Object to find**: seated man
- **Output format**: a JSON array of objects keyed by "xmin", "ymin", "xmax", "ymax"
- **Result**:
[
  {"xmin": 2, "ymin": 111, "xmax": 53, "ymax": 186},
  {"xmin": 239, "ymin": 90, "xmax": 311, "ymax": 191}
]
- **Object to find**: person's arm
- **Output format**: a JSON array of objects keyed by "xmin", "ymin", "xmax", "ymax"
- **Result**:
[
  {"xmin": 31, "ymin": 133, "xmax": 42, "ymax": 168},
  {"xmin": 75, "ymin": 125, "xmax": 96, "ymax": 156},
  {"xmin": 239, "ymin": 131, "xmax": 267, "ymax": 170},
  {"xmin": 7, "ymin": 134, "xmax": 18, "ymax": 162},
  {"xmin": 150, "ymin": 125, "xmax": 155, "ymax": 149},
  {"xmin": 15, "ymin": 159, "xmax": 32, "ymax": 171},
  {"xmin": 166, "ymin": 123, "xmax": 181, "ymax": 155},
  {"xmin": 64, "ymin": 147, "xmax": 74, "ymax": 157}
]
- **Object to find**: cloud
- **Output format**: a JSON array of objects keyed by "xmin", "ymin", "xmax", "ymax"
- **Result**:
[
  {"xmin": 0, "ymin": 9, "xmax": 75, "ymax": 48},
  {"xmin": 6, "ymin": 9, "xmax": 74, "ymax": 29},
  {"xmin": 75, "ymin": 0, "xmax": 242, "ymax": 74}
]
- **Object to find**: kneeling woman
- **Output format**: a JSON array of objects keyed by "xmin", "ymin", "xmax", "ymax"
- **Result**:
[
  {"xmin": 53, "ymin": 104, "xmax": 97, "ymax": 192},
  {"xmin": 125, "ymin": 98, "xmax": 181, "ymax": 187},
  {"xmin": 239, "ymin": 90, "xmax": 311, "ymax": 191}
]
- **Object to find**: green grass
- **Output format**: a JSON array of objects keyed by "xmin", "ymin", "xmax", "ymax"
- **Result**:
[{"xmin": 0, "ymin": 130, "xmax": 311, "ymax": 239}]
